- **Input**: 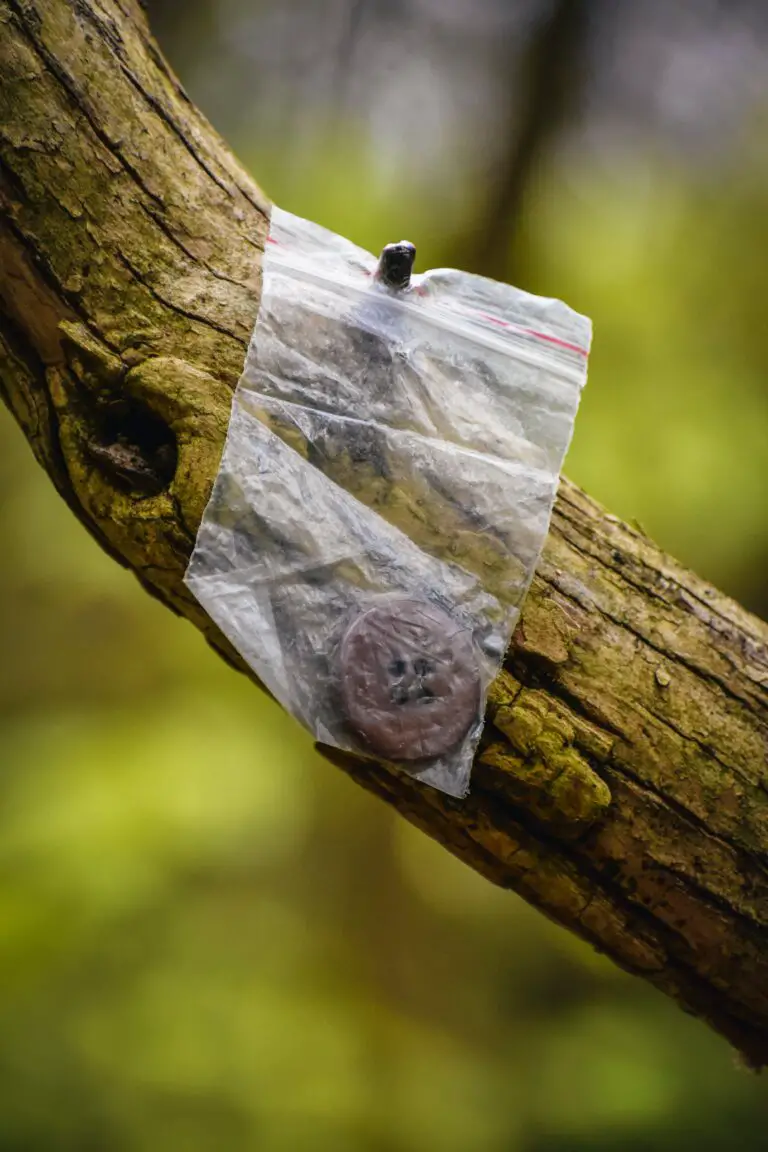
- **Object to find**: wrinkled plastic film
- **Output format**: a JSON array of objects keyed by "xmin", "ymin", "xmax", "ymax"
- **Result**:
[{"xmin": 185, "ymin": 207, "xmax": 591, "ymax": 796}]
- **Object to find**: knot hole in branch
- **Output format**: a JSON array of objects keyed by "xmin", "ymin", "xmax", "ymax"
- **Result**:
[{"xmin": 85, "ymin": 396, "xmax": 177, "ymax": 497}]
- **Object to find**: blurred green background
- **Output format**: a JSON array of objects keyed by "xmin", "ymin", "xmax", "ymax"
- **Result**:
[{"xmin": 1, "ymin": 1, "xmax": 767, "ymax": 1148}]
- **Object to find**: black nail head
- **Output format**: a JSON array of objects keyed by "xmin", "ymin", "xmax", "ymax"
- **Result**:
[{"xmin": 375, "ymin": 241, "xmax": 416, "ymax": 291}]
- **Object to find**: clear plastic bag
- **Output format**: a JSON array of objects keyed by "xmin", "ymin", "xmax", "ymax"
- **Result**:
[{"xmin": 185, "ymin": 207, "xmax": 591, "ymax": 796}]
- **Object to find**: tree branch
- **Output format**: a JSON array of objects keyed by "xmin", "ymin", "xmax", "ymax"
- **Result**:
[{"xmin": 1, "ymin": 0, "xmax": 767, "ymax": 1067}]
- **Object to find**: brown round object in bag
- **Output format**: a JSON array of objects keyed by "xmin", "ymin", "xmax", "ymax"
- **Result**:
[{"xmin": 339, "ymin": 598, "xmax": 480, "ymax": 761}]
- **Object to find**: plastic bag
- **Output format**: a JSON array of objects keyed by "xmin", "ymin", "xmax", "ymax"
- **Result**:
[{"xmin": 184, "ymin": 207, "xmax": 591, "ymax": 796}]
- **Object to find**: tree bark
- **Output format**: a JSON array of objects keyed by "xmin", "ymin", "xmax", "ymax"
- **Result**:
[{"xmin": 1, "ymin": 0, "xmax": 767, "ymax": 1067}]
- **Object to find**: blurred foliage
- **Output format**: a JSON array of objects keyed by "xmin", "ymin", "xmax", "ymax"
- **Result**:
[{"xmin": 2, "ymin": 1, "xmax": 768, "ymax": 1149}]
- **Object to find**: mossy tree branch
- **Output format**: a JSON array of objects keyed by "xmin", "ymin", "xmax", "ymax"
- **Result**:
[{"xmin": 1, "ymin": 0, "xmax": 767, "ymax": 1067}]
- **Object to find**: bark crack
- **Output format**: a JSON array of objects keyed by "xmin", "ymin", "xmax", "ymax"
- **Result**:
[
  {"xmin": 113, "ymin": 247, "xmax": 248, "ymax": 348},
  {"xmin": 550, "ymin": 506, "xmax": 768, "ymax": 708},
  {"xmin": 538, "ymin": 568, "xmax": 766, "ymax": 782}
]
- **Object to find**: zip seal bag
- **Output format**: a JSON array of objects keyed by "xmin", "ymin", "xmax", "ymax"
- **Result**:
[{"xmin": 184, "ymin": 207, "xmax": 591, "ymax": 797}]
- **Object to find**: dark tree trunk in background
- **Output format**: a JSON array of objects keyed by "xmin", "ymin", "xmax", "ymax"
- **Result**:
[
  {"xmin": 1, "ymin": 0, "xmax": 767, "ymax": 1069},
  {"xmin": 462, "ymin": 0, "xmax": 592, "ymax": 281}
]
